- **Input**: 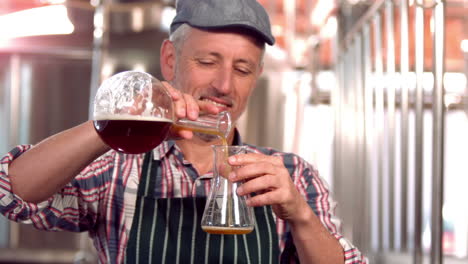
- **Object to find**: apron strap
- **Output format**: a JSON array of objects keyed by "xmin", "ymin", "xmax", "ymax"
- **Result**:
[{"xmin": 138, "ymin": 151, "xmax": 158, "ymax": 197}]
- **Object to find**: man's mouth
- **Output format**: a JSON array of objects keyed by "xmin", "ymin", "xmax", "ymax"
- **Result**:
[{"xmin": 200, "ymin": 97, "xmax": 232, "ymax": 109}]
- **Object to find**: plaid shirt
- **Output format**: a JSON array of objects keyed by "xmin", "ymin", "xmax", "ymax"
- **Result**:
[{"xmin": 0, "ymin": 136, "xmax": 367, "ymax": 263}]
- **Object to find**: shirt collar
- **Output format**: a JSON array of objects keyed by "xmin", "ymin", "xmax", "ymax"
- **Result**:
[
  {"xmin": 152, "ymin": 129, "xmax": 244, "ymax": 161},
  {"xmin": 151, "ymin": 140, "xmax": 176, "ymax": 160}
]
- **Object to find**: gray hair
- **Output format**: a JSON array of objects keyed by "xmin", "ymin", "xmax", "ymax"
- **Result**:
[
  {"xmin": 169, "ymin": 23, "xmax": 266, "ymax": 67},
  {"xmin": 169, "ymin": 23, "xmax": 192, "ymax": 55}
]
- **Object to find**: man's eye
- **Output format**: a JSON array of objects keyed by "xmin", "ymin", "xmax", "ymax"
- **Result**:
[
  {"xmin": 198, "ymin": 60, "xmax": 214, "ymax": 65},
  {"xmin": 236, "ymin": 68, "xmax": 252, "ymax": 75}
]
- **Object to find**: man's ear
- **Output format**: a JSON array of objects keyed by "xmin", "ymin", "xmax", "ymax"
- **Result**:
[{"xmin": 160, "ymin": 39, "xmax": 176, "ymax": 81}]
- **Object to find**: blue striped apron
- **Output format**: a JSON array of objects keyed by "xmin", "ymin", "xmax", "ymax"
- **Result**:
[{"xmin": 125, "ymin": 151, "xmax": 280, "ymax": 263}]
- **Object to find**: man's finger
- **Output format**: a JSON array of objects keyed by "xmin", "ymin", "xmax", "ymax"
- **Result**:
[
  {"xmin": 245, "ymin": 190, "xmax": 282, "ymax": 207},
  {"xmin": 229, "ymin": 153, "xmax": 282, "ymax": 166},
  {"xmin": 236, "ymin": 174, "xmax": 277, "ymax": 196},
  {"xmin": 161, "ymin": 82, "xmax": 182, "ymax": 100},
  {"xmin": 230, "ymin": 162, "xmax": 276, "ymax": 181},
  {"xmin": 183, "ymin": 94, "xmax": 200, "ymax": 120}
]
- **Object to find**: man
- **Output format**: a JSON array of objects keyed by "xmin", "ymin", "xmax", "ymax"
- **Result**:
[{"xmin": 0, "ymin": 0, "xmax": 367, "ymax": 263}]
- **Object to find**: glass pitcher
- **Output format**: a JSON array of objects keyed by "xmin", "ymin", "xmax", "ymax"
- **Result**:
[
  {"xmin": 92, "ymin": 71, "xmax": 231, "ymax": 154},
  {"xmin": 201, "ymin": 145, "xmax": 255, "ymax": 235}
]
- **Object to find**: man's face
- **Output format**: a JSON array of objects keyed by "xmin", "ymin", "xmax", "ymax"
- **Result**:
[{"xmin": 170, "ymin": 28, "xmax": 264, "ymax": 123}]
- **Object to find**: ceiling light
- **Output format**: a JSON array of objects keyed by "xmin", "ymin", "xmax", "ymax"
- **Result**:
[
  {"xmin": 311, "ymin": 0, "xmax": 335, "ymax": 26},
  {"xmin": 160, "ymin": 6, "xmax": 176, "ymax": 32},
  {"xmin": 272, "ymin": 24, "xmax": 283, "ymax": 37},
  {"xmin": 0, "ymin": 5, "xmax": 74, "ymax": 40},
  {"xmin": 460, "ymin": 39, "xmax": 468, "ymax": 53},
  {"xmin": 40, "ymin": 0, "xmax": 66, "ymax": 3},
  {"xmin": 321, "ymin": 16, "xmax": 337, "ymax": 38}
]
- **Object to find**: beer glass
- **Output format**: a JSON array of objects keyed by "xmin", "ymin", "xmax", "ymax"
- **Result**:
[
  {"xmin": 201, "ymin": 145, "xmax": 255, "ymax": 235},
  {"xmin": 93, "ymin": 71, "xmax": 231, "ymax": 154}
]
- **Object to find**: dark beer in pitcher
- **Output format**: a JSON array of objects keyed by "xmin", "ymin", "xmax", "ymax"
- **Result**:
[{"xmin": 94, "ymin": 116, "xmax": 173, "ymax": 154}]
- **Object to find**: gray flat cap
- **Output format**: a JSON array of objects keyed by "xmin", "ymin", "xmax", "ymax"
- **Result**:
[{"xmin": 170, "ymin": 0, "xmax": 275, "ymax": 45}]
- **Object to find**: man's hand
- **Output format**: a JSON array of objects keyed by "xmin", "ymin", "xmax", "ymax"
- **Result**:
[
  {"xmin": 228, "ymin": 153, "xmax": 310, "ymax": 223},
  {"xmin": 161, "ymin": 82, "xmax": 221, "ymax": 140},
  {"xmin": 228, "ymin": 152, "xmax": 346, "ymax": 263}
]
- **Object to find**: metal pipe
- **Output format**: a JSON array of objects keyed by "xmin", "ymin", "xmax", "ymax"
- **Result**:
[
  {"xmin": 348, "ymin": 41, "xmax": 361, "ymax": 246},
  {"xmin": 342, "ymin": 0, "xmax": 385, "ymax": 50},
  {"xmin": 0, "ymin": 47, "xmax": 91, "ymax": 59},
  {"xmin": 333, "ymin": 47, "xmax": 344, "ymax": 215},
  {"xmin": 341, "ymin": 48, "xmax": 351, "ymax": 213},
  {"xmin": 353, "ymin": 34, "xmax": 365, "ymax": 245},
  {"xmin": 354, "ymin": 32, "xmax": 367, "ymax": 250},
  {"xmin": 363, "ymin": 22, "xmax": 376, "ymax": 251},
  {"xmin": 361, "ymin": 24, "xmax": 373, "ymax": 254},
  {"xmin": 348, "ymin": 38, "xmax": 361, "ymax": 246},
  {"xmin": 283, "ymin": 0, "xmax": 296, "ymax": 65},
  {"xmin": 399, "ymin": 0, "xmax": 410, "ymax": 251},
  {"xmin": 332, "ymin": 62, "xmax": 340, "ymax": 199},
  {"xmin": 414, "ymin": 0, "xmax": 425, "ymax": 263},
  {"xmin": 431, "ymin": 1, "xmax": 446, "ymax": 263},
  {"xmin": 89, "ymin": 0, "xmax": 110, "ymax": 119},
  {"xmin": 8, "ymin": 54, "xmax": 20, "ymax": 151},
  {"xmin": 332, "ymin": 27, "xmax": 342, "ymax": 212},
  {"xmin": 373, "ymin": 11, "xmax": 385, "ymax": 251},
  {"xmin": 8, "ymin": 54, "xmax": 21, "ymax": 249},
  {"xmin": 385, "ymin": 0, "xmax": 396, "ymax": 251}
]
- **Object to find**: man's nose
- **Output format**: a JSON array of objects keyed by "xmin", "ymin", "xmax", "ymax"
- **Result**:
[{"xmin": 211, "ymin": 67, "xmax": 233, "ymax": 94}]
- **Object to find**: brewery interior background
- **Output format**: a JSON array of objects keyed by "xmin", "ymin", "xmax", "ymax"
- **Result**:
[{"xmin": 0, "ymin": 0, "xmax": 467, "ymax": 263}]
